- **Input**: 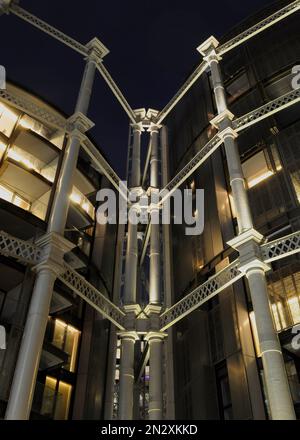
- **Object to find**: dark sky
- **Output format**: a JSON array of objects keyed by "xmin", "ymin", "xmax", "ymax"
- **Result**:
[{"xmin": 0, "ymin": 0, "xmax": 274, "ymax": 177}]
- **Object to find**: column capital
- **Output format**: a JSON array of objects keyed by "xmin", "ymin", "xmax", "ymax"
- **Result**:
[
  {"xmin": 85, "ymin": 37, "xmax": 109, "ymax": 63},
  {"xmin": 144, "ymin": 331, "xmax": 167, "ymax": 342},
  {"xmin": 117, "ymin": 330, "xmax": 140, "ymax": 342},
  {"xmin": 147, "ymin": 122, "xmax": 162, "ymax": 134},
  {"xmin": 227, "ymin": 229, "xmax": 270, "ymax": 274},
  {"xmin": 210, "ymin": 109, "xmax": 235, "ymax": 128},
  {"xmin": 33, "ymin": 232, "xmax": 75, "ymax": 276},
  {"xmin": 130, "ymin": 121, "xmax": 145, "ymax": 133},
  {"xmin": 67, "ymin": 112, "xmax": 94, "ymax": 134}
]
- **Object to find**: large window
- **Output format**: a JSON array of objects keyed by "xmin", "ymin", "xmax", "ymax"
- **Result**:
[
  {"xmin": 52, "ymin": 319, "xmax": 80, "ymax": 372},
  {"xmin": 41, "ymin": 376, "xmax": 72, "ymax": 420}
]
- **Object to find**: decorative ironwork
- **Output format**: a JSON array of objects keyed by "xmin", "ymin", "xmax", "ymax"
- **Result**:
[
  {"xmin": 0, "ymin": 230, "xmax": 41, "ymax": 265},
  {"xmin": 81, "ymin": 135, "xmax": 129, "ymax": 202},
  {"xmin": 233, "ymin": 89, "xmax": 300, "ymax": 132},
  {"xmin": 10, "ymin": 4, "xmax": 88, "ymax": 56},
  {"xmin": 59, "ymin": 262, "xmax": 126, "ymax": 330},
  {"xmin": 218, "ymin": 0, "xmax": 300, "ymax": 55},
  {"xmin": 159, "ymin": 134, "xmax": 223, "ymax": 204},
  {"xmin": 0, "ymin": 89, "xmax": 66, "ymax": 130},
  {"xmin": 96, "ymin": 63, "xmax": 137, "ymax": 124},
  {"xmin": 156, "ymin": 61, "xmax": 208, "ymax": 125},
  {"xmin": 261, "ymin": 230, "xmax": 300, "ymax": 263},
  {"xmin": 160, "ymin": 261, "xmax": 243, "ymax": 331}
]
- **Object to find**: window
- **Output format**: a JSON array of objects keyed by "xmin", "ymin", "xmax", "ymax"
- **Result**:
[
  {"xmin": 216, "ymin": 364, "xmax": 233, "ymax": 420},
  {"xmin": 226, "ymin": 71, "xmax": 251, "ymax": 103},
  {"xmin": 0, "ymin": 102, "xmax": 18, "ymax": 137},
  {"xmin": 0, "ymin": 183, "xmax": 31, "ymax": 210},
  {"xmin": 52, "ymin": 319, "xmax": 80, "ymax": 372},
  {"xmin": 242, "ymin": 150, "xmax": 274, "ymax": 189},
  {"xmin": 42, "ymin": 376, "xmax": 72, "ymax": 420}
]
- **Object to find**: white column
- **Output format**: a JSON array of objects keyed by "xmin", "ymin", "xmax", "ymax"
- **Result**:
[
  {"xmin": 131, "ymin": 124, "xmax": 142, "ymax": 188},
  {"xmin": 124, "ymin": 220, "xmax": 138, "ymax": 305},
  {"xmin": 5, "ymin": 233, "xmax": 74, "ymax": 419},
  {"xmin": 198, "ymin": 37, "xmax": 296, "ymax": 420},
  {"xmin": 5, "ymin": 41, "xmax": 101, "ymax": 420},
  {"xmin": 246, "ymin": 264, "xmax": 295, "ymax": 420},
  {"xmin": 118, "ymin": 332, "xmax": 138, "ymax": 420},
  {"xmin": 149, "ymin": 124, "xmax": 161, "ymax": 305},
  {"xmin": 147, "ymin": 332, "xmax": 165, "ymax": 420}
]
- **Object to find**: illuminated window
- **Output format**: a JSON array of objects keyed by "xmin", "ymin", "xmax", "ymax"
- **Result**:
[
  {"xmin": 249, "ymin": 311, "xmax": 261, "ymax": 357},
  {"xmin": 52, "ymin": 319, "xmax": 80, "ymax": 373},
  {"xmin": 7, "ymin": 145, "xmax": 42, "ymax": 174},
  {"xmin": 70, "ymin": 186, "xmax": 94, "ymax": 218},
  {"xmin": 242, "ymin": 151, "xmax": 274, "ymax": 189},
  {"xmin": 0, "ymin": 102, "xmax": 19, "ymax": 137},
  {"xmin": 0, "ymin": 139, "xmax": 6, "ymax": 162},
  {"xmin": 0, "ymin": 183, "xmax": 30, "ymax": 210}
]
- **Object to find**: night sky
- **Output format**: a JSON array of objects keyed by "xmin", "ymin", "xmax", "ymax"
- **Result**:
[{"xmin": 0, "ymin": 0, "xmax": 274, "ymax": 177}]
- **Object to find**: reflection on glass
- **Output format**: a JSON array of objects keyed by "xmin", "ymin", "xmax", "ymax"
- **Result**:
[{"xmin": 52, "ymin": 319, "xmax": 80, "ymax": 373}]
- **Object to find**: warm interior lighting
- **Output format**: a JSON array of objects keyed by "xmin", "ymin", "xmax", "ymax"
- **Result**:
[
  {"xmin": 7, "ymin": 146, "xmax": 41, "ymax": 174},
  {"xmin": 288, "ymin": 296, "xmax": 300, "ymax": 324},
  {"xmin": 249, "ymin": 311, "xmax": 261, "ymax": 357},
  {"xmin": 70, "ymin": 187, "xmax": 94, "ymax": 218},
  {"xmin": 0, "ymin": 102, "xmax": 19, "ymax": 137},
  {"xmin": 0, "ymin": 183, "xmax": 30, "ymax": 210},
  {"xmin": 247, "ymin": 170, "xmax": 274, "ymax": 189}
]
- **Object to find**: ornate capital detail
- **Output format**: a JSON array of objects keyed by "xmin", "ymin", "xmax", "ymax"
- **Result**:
[
  {"xmin": 0, "ymin": 0, "xmax": 15, "ymax": 15},
  {"xmin": 33, "ymin": 232, "xmax": 75, "ymax": 276},
  {"xmin": 210, "ymin": 109, "xmax": 235, "ymax": 129},
  {"xmin": 217, "ymin": 126, "xmax": 238, "ymax": 141},
  {"xmin": 67, "ymin": 112, "xmax": 94, "ymax": 134},
  {"xmin": 227, "ymin": 229, "xmax": 270, "ymax": 275},
  {"xmin": 144, "ymin": 331, "xmax": 167, "ymax": 342},
  {"xmin": 117, "ymin": 330, "xmax": 140, "ymax": 342},
  {"xmin": 197, "ymin": 36, "xmax": 221, "ymax": 63},
  {"xmin": 85, "ymin": 37, "xmax": 109, "ymax": 62},
  {"xmin": 130, "ymin": 121, "xmax": 145, "ymax": 133}
]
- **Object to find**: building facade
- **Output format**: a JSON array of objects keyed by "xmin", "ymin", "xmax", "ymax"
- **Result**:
[
  {"xmin": 0, "ymin": 0, "xmax": 300, "ymax": 421},
  {"xmin": 165, "ymin": 0, "xmax": 300, "ymax": 420},
  {"xmin": 0, "ymin": 82, "xmax": 117, "ymax": 419}
]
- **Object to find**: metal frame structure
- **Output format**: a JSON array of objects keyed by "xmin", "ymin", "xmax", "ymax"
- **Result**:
[{"xmin": 0, "ymin": 0, "xmax": 300, "ymax": 421}]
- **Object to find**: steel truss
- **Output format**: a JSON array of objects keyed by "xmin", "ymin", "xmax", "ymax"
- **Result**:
[{"xmin": 1, "ymin": 0, "xmax": 300, "ymax": 421}]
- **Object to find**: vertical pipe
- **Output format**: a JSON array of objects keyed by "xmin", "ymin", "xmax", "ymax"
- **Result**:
[
  {"xmin": 148, "ymin": 333, "xmax": 165, "ymax": 420},
  {"xmin": 118, "ymin": 333, "xmax": 137, "ymax": 420}
]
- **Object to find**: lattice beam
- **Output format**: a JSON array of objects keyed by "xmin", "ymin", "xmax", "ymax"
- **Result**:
[
  {"xmin": 261, "ymin": 230, "xmax": 300, "ymax": 263},
  {"xmin": 218, "ymin": 0, "xmax": 300, "ymax": 56},
  {"xmin": 0, "ymin": 230, "xmax": 41, "ymax": 265},
  {"xmin": 10, "ymin": 3, "xmax": 88, "ymax": 56},
  {"xmin": 0, "ymin": 89, "xmax": 66, "ymax": 131},
  {"xmin": 233, "ymin": 88, "xmax": 300, "ymax": 132},
  {"xmin": 159, "ymin": 134, "xmax": 223, "ymax": 205},
  {"xmin": 160, "ymin": 260, "xmax": 243, "ymax": 331},
  {"xmin": 81, "ymin": 135, "xmax": 129, "ymax": 202},
  {"xmin": 96, "ymin": 63, "xmax": 137, "ymax": 124},
  {"xmin": 140, "ymin": 222, "xmax": 151, "ymax": 267},
  {"xmin": 59, "ymin": 263, "xmax": 126, "ymax": 330},
  {"xmin": 156, "ymin": 61, "xmax": 208, "ymax": 125}
]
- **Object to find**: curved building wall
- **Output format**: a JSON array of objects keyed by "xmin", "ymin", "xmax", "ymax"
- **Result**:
[
  {"xmin": 166, "ymin": 1, "xmax": 300, "ymax": 420},
  {"xmin": 0, "ymin": 83, "xmax": 117, "ymax": 419}
]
